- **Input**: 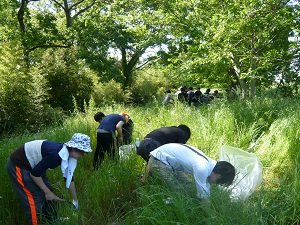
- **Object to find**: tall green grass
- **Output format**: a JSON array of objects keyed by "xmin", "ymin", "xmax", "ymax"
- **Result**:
[{"xmin": 0, "ymin": 97, "xmax": 299, "ymax": 224}]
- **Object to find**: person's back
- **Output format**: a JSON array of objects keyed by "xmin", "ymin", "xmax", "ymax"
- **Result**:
[
  {"xmin": 195, "ymin": 87, "xmax": 202, "ymax": 97},
  {"xmin": 99, "ymin": 114, "xmax": 125, "ymax": 133},
  {"xmin": 162, "ymin": 90, "xmax": 174, "ymax": 105},
  {"xmin": 177, "ymin": 88, "xmax": 188, "ymax": 103},
  {"xmin": 145, "ymin": 126, "xmax": 189, "ymax": 145},
  {"xmin": 149, "ymin": 143, "xmax": 216, "ymax": 197},
  {"xmin": 137, "ymin": 125, "xmax": 191, "ymax": 162},
  {"xmin": 187, "ymin": 87, "xmax": 196, "ymax": 106},
  {"xmin": 94, "ymin": 113, "xmax": 127, "ymax": 169},
  {"xmin": 150, "ymin": 143, "xmax": 214, "ymax": 173}
]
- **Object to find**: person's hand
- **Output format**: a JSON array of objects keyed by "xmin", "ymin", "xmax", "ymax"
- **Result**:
[
  {"xmin": 119, "ymin": 136, "xmax": 123, "ymax": 143},
  {"xmin": 72, "ymin": 200, "xmax": 79, "ymax": 211},
  {"xmin": 45, "ymin": 191, "xmax": 62, "ymax": 201}
]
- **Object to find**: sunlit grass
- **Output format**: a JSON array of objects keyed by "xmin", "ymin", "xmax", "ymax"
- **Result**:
[{"xmin": 1, "ymin": 97, "xmax": 300, "ymax": 224}]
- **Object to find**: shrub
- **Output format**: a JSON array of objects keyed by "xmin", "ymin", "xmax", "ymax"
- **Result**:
[
  {"xmin": 127, "ymin": 69, "xmax": 169, "ymax": 105},
  {"xmin": 92, "ymin": 80, "xmax": 126, "ymax": 106}
]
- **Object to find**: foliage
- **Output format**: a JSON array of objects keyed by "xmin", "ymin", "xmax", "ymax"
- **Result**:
[
  {"xmin": 127, "ymin": 67, "xmax": 171, "ymax": 105},
  {"xmin": 40, "ymin": 48, "xmax": 96, "ymax": 111},
  {"xmin": 151, "ymin": 0, "xmax": 299, "ymax": 98},
  {"xmin": 92, "ymin": 79, "xmax": 127, "ymax": 106}
]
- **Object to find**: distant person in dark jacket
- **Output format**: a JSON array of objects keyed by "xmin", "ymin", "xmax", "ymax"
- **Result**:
[
  {"xmin": 187, "ymin": 86, "xmax": 196, "ymax": 106},
  {"xmin": 177, "ymin": 87, "xmax": 188, "ymax": 103},
  {"xmin": 6, "ymin": 133, "xmax": 92, "ymax": 225},
  {"xmin": 194, "ymin": 87, "xmax": 203, "ymax": 106},
  {"xmin": 136, "ymin": 125, "xmax": 191, "ymax": 162}
]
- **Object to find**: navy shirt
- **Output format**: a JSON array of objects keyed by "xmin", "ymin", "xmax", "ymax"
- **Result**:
[
  {"xmin": 10, "ymin": 140, "xmax": 63, "ymax": 177},
  {"xmin": 98, "ymin": 114, "xmax": 126, "ymax": 134}
]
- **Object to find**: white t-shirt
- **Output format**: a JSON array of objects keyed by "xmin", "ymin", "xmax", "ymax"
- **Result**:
[{"xmin": 150, "ymin": 143, "xmax": 216, "ymax": 197}]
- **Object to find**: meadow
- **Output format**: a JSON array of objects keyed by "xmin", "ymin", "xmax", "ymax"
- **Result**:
[{"xmin": 0, "ymin": 96, "xmax": 299, "ymax": 225}]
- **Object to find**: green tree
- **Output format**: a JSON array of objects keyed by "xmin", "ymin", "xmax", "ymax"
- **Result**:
[
  {"xmin": 40, "ymin": 48, "xmax": 96, "ymax": 111},
  {"xmin": 151, "ymin": 0, "xmax": 299, "ymax": 98},
  {"xmin": 78, "ymin": 0, "xmax": 169, "ymax": 89}
]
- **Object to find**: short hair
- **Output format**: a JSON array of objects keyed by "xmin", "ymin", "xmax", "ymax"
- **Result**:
[
  {"xmin": 167, "ymin": 90, "xmax": 171, "ymax": 93},
  {"xmin": 177, "ymin": 124, "xmax": 191, "ymax": 141},
  {"xmin": 213, "ymin": 161, "xmax": 235, "ymax": 186},
  {"xmin": 94, "ymin": 112, "xmax": 105, "ymax": 122}
]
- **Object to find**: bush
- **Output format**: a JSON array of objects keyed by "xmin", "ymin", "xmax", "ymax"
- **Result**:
[
  {"xmin": 92, "ymin": 80, "xmax": 127, "ymax": 106},
  {"xmin": 127, "ymin": 69, "xmax": 170, "ymax": 105}
]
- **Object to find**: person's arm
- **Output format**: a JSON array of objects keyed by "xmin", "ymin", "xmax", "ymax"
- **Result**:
[
  {"xmin": 69, "ymin": 181, "xmax": 78, "ymax": 201},
  {"xmin": 30, "ymin": 174, "xmax": 62, "ymax": 201},
  {"xmin": 69, "ymin": 181, "xmax": 79, "ymax": 210},
  {"xmin": 193, "ymin": 166, "xmax": 211, "ymax": 198},
  {"xmin": 116, "ymin": 121, "xmax": 125, "ymax": 143}
]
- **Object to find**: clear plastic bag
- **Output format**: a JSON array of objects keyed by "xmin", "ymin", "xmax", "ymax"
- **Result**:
[
  {"xmin": 119, "ymin": 144, "xmax": 135, "ymax": 160},
  {"xmin": 219, "ymin": 145, "xmax": 263, "ymax": 200}
]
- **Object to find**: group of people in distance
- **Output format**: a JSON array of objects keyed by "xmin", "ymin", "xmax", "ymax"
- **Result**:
[
  {"xmin": 6, "ymin": 110, "xmax": 235, "ymax": 224},
  {"xmin": 162, "ymin": 86, "xmax": 219, "ymax": 106}
]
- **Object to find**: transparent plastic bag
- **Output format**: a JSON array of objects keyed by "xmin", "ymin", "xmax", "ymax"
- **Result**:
[
  {"xmin": 219, "ymin": 145, "xmax": 263, "ymax": 200},
  {"xmin": 119, "ymin": 144, "xmax": 135, "ymax": 160}
]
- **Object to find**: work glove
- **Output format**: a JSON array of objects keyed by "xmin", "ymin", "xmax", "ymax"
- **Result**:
[{"xmin": 72, "ymin": 200, "xmax": 79, "ymax": 211}]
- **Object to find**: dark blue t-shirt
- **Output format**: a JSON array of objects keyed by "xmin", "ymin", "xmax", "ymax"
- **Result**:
[
  {"xmin": 98, "ymin": 114, "xmax": 126, "ymax": 134},
  {"xmin": 10, "ymin": 140, "xmax": 63, "ymax": 177}
]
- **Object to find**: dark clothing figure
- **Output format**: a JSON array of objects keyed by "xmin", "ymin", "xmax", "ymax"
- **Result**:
[
  {"xmin": 204, "ymin": 88, "xmax": 211, "ymax": 96},
  {"xmin": 187, "ymin": 87, "xmax": 196, "ymax": 106},
  {"xmin": 177, "ymin": 87, "xmax": 188, "ymax": 103},
  {"xmin": 193, "ymin": 88, "xmax": 203, "ymax": 106},
  {"xmin": 93, "ymin": 113, "xmax": 127, "ymax": 169},
  {"xmin": 136, "ymin": 125, "xmax": 191, "ymax": 162},
  {"xmin": 117, "ymin": 117, "xmax": 134, "ymax": 145}
]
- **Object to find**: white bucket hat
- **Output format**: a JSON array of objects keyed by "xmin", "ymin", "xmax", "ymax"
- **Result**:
[{"xmin": 65, "ymin": 133, "xmax": 92, "ymax": 153}]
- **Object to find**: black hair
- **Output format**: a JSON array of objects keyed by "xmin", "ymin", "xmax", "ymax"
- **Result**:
[
  {"xmin": 177, "ymin": 124, "xmax": 191, "ymax": 141},
  {"xmin": 94, "ymin": 112, "xmax": 105, "ymax": 122},
  {"xmin": 212, "ymin": 161, "xmax": 235, "ymax": 186},
  {"xmin": 167, "ymin": 90, "xmax": 171, "ymax": 93}
]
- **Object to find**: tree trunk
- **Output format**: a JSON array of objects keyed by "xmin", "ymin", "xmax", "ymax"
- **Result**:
[
  {"xmin": 250, "ymin": 29, "xmax": 256, "ymax": 97},
  {"xmin": 230, "ymin": 52, "xmax": 247, "ymax": 99}
]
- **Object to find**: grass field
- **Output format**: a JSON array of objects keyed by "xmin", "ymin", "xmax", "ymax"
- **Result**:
[{"xmin": 0, "ymin": 97, "xmax": 299, "ymax": 224}]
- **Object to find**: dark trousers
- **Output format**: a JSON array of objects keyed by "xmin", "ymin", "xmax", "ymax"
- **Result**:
[
  {"xmin": 93, "ymin": 132, "xmax": 116, "ymax": 170},
  {"xmin": 136, "ymin": 138, "xmax": 162, "ymax": 162},
  {"xmin": 6, "ymin": 158, "xmax": 57, "ymax": 225}
]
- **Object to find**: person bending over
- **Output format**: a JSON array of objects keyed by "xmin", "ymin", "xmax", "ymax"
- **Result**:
[
  {"xmin": 145, "ymin": 143, "xmax": 235, "ymax": 198},
  {"xmin": 6, "ymin": 133, "xmax": 92, "ymax": 225},
  {"xmin": 93, "ymin": 111, "xmax": 130, "ymax": 169},
  {"xmin": 136, "ymin": 125, "xmax": 191, "ymax": 162}
]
